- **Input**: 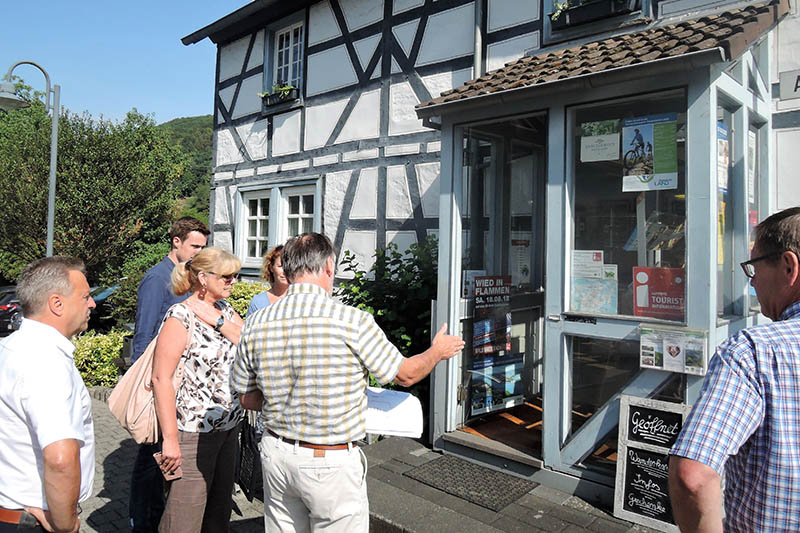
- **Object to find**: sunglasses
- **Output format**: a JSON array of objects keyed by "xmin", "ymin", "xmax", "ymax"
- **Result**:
[
  {"xmin": 208, "ymin": 271, "xmax": 239, "ymax": 283},
  {"xmin": 740, "ymin": 251, "xmax": 784, "ymax": 279}
]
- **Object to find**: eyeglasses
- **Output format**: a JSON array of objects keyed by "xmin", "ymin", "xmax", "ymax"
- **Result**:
[
  {"xmin": 740, "ymin": 251, "xmax": 784, "ymax": 278},
  {"xmin": 208, "ymin": 272, "xmax": 239, "ymax": 283}
]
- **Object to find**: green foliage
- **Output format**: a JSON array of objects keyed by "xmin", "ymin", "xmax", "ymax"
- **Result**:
[
  {"xmin": 106, "ymin": 242, "xmax": 171, "ymax": 327},
  {"xmin": 228, "ymin": 281, "xmax": 269, "ymax": 317},
  {"xmin": 73, "ymin": 329, "xmax": 130, "ymax": 386},
  {"xmin": 0, "ymin": 100, "xmax": 183, "ymax": 283},
  {"xmin": 157, "ymin": 115, "xmax": 212, "ymax": 199},
  {"xmin": 338, "ymin": 236, "xmax": 439, "ymax": 357}
]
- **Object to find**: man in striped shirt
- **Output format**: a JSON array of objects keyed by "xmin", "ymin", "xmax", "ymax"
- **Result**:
[
  {"xmin": 669, "ymin": 207, "xmax": 800, "ymax": 532},
  {"xmin": 231, "ymin": 232, "xmax": 464, "ymax": 533}
]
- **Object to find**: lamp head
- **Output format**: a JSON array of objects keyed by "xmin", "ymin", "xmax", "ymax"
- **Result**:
[{"xmin": 0, "ymin": 80, "xmax": 30, "ymax": 111}]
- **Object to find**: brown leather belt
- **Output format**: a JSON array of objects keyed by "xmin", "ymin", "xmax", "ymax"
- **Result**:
[
  {"xmin": 0, "ymin": 507, "xmax": 39, "ymax": 526},
  {"xmin": 267, "ymin": 429, "xmax": 357, "ymax": 450}
]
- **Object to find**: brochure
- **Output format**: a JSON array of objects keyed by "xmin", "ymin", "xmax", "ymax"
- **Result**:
[{"xmin": 366, "ymin": 387, "xmax": 423, "ymax": 438}]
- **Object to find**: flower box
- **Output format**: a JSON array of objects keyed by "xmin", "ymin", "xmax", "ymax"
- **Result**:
[
  {"xmin": 263, "ymin": 87, "xmax": 299, "ymax": 107},
  {"xmin": 550, "ymin": 0, "xmax": 639, "ymax": 30}
]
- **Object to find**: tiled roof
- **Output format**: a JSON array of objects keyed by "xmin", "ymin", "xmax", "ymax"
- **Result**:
[{"xmin": 417, "ymin": 0, "xmax": 788, "ymax": 111}]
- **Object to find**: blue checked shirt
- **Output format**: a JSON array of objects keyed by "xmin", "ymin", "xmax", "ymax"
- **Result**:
[{"xmin": 670, "ymin": 301, "xmax": 800, "ymax": 532}]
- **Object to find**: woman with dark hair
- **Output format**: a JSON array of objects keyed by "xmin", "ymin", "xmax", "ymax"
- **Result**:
[
  {"xmin": 151, "ymin": 247, "xmax": 244, "ymax": 533},
  {"xmin": 246, "ymin": 244, "xmax": 289, "ymax": 316}
]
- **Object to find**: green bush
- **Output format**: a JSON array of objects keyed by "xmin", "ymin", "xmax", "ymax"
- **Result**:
[
  {"xmin": 106, "ymin": 242, "xmax": 171, "ymax": 327},
  {"xmin": 337, "ymin": 235, "xmax": 439, "ymax": 402},
  {"xmin": 73, "ymin": 330, "xmax": 130, "ymax": 387},
  {"xmin": 229, "ymin": 280, "xmax": 269, "ymax": 317}
]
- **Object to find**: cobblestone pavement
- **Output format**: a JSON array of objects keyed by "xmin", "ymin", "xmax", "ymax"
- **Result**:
[{"xmin": 82, "ymin": 396, "xmax": 264, "ymax": 532}]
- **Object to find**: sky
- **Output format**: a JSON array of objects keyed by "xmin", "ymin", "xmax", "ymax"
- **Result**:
[{"xmin": 1, "ymin": 1, "xmax": 250, "ymax": 124}]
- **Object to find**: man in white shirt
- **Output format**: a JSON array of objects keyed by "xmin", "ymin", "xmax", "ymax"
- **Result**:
[{"xmin": 0, "ymin": 257, "xmax": 96, "ymax": 533}]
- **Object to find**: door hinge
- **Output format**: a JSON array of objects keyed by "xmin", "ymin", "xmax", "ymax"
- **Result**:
[{"xmin": 457, "ymin": 384, "xmax": 468, "ymax": 403}]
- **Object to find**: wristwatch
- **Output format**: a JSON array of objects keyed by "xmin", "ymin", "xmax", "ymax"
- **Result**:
[{"xmin": 214, "ymin": 315, "xmax": 225, "ymax": 332}]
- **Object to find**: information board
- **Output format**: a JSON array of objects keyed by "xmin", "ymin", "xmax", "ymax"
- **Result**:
[{"xmin": 614, "ymin": 396, "xmax": 691, "ymax": 532}]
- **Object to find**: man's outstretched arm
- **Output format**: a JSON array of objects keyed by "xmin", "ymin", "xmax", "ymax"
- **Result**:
[{"xmin": 668, "ymin": 456, "xmax": 723, "ymax": 533}]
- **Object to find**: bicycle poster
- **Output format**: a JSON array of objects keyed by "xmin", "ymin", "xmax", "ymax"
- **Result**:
[{"xmin": 621, "ymin": 113, "xmax": 678, "ymax": 192}]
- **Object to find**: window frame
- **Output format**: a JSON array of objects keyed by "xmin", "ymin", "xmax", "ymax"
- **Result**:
[
  {"xmin": 273, "ymin": 21, "xmax": 304, "ymax": 90},
  {"xmin": 236, "ymin": 179, "xmax": 322, "ymax": 269},
  {"xmin": 263, "ymin": 11, "xmax": 306, "ymax": 115}
]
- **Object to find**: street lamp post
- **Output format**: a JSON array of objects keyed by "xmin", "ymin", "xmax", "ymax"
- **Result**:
[{"xmin": 0, "ymin": 61, "xmax": 60, "ymax": 256}]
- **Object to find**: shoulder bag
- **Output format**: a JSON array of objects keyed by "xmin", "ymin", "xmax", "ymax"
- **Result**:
[{"xmin": 108, "ymin": 308, "xmax": 195, "ymax": 444}]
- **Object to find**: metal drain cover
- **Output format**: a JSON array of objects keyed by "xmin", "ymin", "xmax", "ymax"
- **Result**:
[{"xmin": 404, "ymin": 454, "xmax": 537, "ymax": 511}]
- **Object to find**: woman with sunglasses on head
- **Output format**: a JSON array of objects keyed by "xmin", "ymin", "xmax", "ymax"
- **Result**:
[
  {"xmin": 246, "ymin": 244, "xmax": 289, "ymax": 316},
  {"xmin": 151, "ymin": 247, "xmax": 245, "ymax": 533}
]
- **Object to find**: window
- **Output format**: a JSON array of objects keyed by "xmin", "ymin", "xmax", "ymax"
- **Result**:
[
  {"xmin": 274, "ymin": 22, "xmax": 303, "ymax": 89},
  {"xmin": 238, "ymin": 182, "xmax": 320, "ymax": 268},
  {"xmin": 569, "ymin": 90, "xmax": 686, "ymax": 322}
]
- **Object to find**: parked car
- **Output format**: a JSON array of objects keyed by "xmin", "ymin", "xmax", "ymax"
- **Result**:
[
  {"xmin": 0, "ymin": 286, "xmax": 21, "ymax": 337},
  {"xmin": 88, "ymin": 281, "xmax": 123, "ymax": 332}
]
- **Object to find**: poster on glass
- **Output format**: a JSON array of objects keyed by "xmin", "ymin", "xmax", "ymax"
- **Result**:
[
  {"xmin": 470, "ymin": 275, "xmax": 523, "ymax": 416},
  {"xmin": 621, "ymin": 114, "xmax": 678, "ymax": 192}
]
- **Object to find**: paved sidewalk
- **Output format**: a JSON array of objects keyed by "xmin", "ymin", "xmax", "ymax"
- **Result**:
[{"xmin": 86, "ymin": 390, "xmax": 655, "ymax": 532}]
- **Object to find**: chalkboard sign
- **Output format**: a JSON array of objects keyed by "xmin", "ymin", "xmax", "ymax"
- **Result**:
[
  {"xmin": 627, "ymin": 405, "xmax": 683, "ymax": 448},
  {"xmin": 614, "ymin": 396, "xmax": 691, "ymax": 533}
]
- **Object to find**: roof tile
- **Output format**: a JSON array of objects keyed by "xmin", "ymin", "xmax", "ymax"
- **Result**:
[{"xmin": 418, "ymin": 0, "xmax": 788, "ymax": 110}]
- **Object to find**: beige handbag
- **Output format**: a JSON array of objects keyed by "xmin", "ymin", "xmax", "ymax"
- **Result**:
[{"xmin": 108, "ymin": 310, "xmax": 195, "ymax": 444}]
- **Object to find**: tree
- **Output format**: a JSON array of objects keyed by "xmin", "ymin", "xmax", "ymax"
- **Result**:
[{"xmin": 0, "ymin": 96, "xmax": 183, "ymax": 283}]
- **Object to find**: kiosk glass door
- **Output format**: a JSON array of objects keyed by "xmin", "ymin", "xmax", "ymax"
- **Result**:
[{"xmin": 457, "ymin": 114, "xmax": 547, "ymax": 459}]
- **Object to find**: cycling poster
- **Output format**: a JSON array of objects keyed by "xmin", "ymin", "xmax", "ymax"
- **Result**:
[{"xmin": 621, "ymin": 113, "xmax": 678, "ymax": 192}]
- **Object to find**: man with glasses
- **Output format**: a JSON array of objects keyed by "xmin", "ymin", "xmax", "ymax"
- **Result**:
[
  {"xmin": 669, "ymin": 207, "xmax": 800, "ymax": 532},
  {"xmin": 129, "ymin": 217, "xmax": 209, "ymax": 532}
]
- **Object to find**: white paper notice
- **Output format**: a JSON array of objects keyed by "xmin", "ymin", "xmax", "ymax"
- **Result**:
[
  {"xmin": 572, "ymin": 250, "xmax": 604, "ymax": 278},
  {"xmin": 365, "ymin": 387, "xmax": 423, "ymax": 438},
  {"xmin": 662, "ymin": 337, "xmax": 686, "ymax": 373},
  {"xmin": 581, "ymin": 134, "xmax": 620, "ymax": 162}
]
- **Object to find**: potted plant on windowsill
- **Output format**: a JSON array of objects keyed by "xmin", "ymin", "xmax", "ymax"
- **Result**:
[
  {"xmin": 259, "ymin": 83, "xmax": 299, "ymax": 107},
  {"xmin": 550, "ymin": 0, "xmax": 639, "ymax": 30}
]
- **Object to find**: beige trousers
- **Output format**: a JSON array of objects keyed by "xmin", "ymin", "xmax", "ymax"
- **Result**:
[{"xmin": 260, "ymin": 433, "xmax": 369, "ymax": 533}]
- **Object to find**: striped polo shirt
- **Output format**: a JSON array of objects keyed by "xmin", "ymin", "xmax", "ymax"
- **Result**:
[{"xmin": 231, "ymin": 282, "xmax": 404, "ymax": 444}]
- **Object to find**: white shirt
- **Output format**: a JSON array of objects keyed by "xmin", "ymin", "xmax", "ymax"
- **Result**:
[{"xmin": 0, "ymin": 319, "xmax": 95, "ymax": 509}]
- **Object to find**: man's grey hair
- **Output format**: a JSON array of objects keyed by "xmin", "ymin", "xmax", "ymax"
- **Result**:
[
  {"xmin": 17, "ymin": 256, "xmax": 86, "ymax": 316},
  {"xmin": 754, "ymin": 207, "xmax": 800, "ymax": 262},
  {"xmin": 282, "ymin": 233, "xmax": 335, "ymax": 282}
]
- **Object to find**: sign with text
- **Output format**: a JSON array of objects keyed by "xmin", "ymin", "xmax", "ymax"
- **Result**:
[
  {"xmin": 633, "ymin": 267, "xmax": 685, "ymax": 321},
  {"xmin": 779, "ymin": 69, "xmax": 800, "ymax": 101},
  {"xmin": 615, "ymin": 396, "xmax": 691, "ymax": 532}
]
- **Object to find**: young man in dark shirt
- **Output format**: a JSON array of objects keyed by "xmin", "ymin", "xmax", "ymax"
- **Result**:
[{"xmin": 129, "ymin": 217, "xmax": 209, "ymax": 532}]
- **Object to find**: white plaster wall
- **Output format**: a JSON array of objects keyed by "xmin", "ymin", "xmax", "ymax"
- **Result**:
[
  {"xmin": 307, "ymin": 45, "xmax": 359, "ymax": 96},
  {"xmin": 386, "ymin": 165, "xmax": 414, "ymax": 218},
  {"xmin": 231, "ymin": 75, "xmax": 263, "ymax": 119},
  {"xmin": 339, "ymin": 0, "xmax": 384, "ymax": 32},
  {"xmin": 272, "ymin": 110, "xmax": 302, "ymax": 156},
  {"xmin": 351, "ymin": 167, "xmax": 378, "ymax": 219},
  {"xmin": 354, "ymin": 34, "xmax": 382, "ymax": 73},
  {"xmin": 776, "ymin": 12, "xmax": 800, "ymax": 112},
  {"xmin": 415, "ymin": 162, "xmax": 441, "ymax": 218},
  {"xmin": 336, "ymin": 89, "xmax": 381, "ymax": 144},
  {"xmin": 422, "ymin": 68, "xmax": 473, "ymax": 98},
  {"xmin": 488, "ymin": 0, "xmax": 540, "ymax": 32},
  {"xmin": 486, "ymin": 32, "xmax": 540, "ymax": 73},
  {"xmin": 386, "ymin": 231, "xmax": 418, "ymax": 256},
  {"xmin": 776, "ymin": 129, "xmax": 800, "ymax": 209},
  {"xmin": 214, "ymin": 186, "xmax": 233, "ymax": 226},
  {"xmin": 246, "ymin": 30, "xmax": 265, "ymax": 71},
  {"xmin": 391, "ymin": 57, "xmax": 402, "ymax": 74},
  {"xmin": 324, "ymin": 169, "xmax": 352, "ymax": 235},
  {"xmin": 417, "ymin": 3, "xmax": 475, "ymax": 66},
  {"xmin": 309, "ymin": 0, "xmax": 342, "ymax": 46},
  {"xmin": 394, "ymin": 0, "xmax": 424, "ymax": 15},
  {"xmin": 218, "ymin": 85, "xmax": 236, "ymax": 115},
  {"xmin": 213, "ymin": 231, "xmax": 234, "ymax": 252},
  {"xmin": 215, "ymin": 128, "xmax": 244, "ymax": 166},
  {"xmin": 236, "ymin": 119, "xmax": 269, "ymax": 161},
  {"xmin": 393, "ymin": 19, "xmax": 419, "ymax": 59},
  {"xmin": 389, "ymin": 81, "xmax": 427, "ymax": 135},
  {"xmin": 218, "ymin": 34, "xmax": 249, "ymax": 81},
  {"xmin": 338, "ymin": 230, "xmax": 377, "ymax": 278},
  {"xmin": 305, "ymin": 97, "xmax": 349, "ymax": 149}
]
